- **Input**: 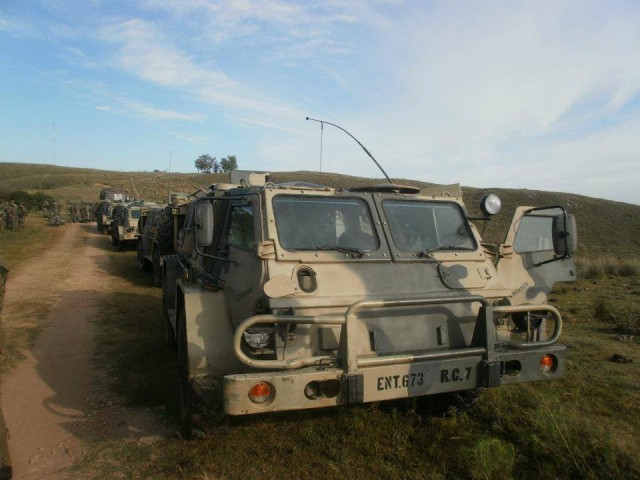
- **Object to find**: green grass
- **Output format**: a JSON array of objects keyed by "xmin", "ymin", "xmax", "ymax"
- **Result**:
[
  {"xmin": 0, "ymin": 216, "xmax": 59, "ymax": 270},
  {"xmin": 77, "ymin": 257, "xmax": 640, "ymax": 479}
]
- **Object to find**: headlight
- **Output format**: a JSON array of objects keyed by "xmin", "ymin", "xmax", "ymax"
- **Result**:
[
  {"xmin": 480, "ymin": 194, "xmax": 502, "ymax": 216},
  {"xmin": 243, "ymin": 329, "xmax": 273, "ymax": 349}
]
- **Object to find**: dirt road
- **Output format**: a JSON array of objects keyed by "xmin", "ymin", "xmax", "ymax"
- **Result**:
[{"xmin": 1, "ymin": 223, "xmax": 170, "ymax": 479}]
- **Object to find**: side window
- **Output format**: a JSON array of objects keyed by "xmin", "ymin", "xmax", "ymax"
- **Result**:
[
  {"xmin": 226, "ymin": 204, "xmax": 255, "ymax": 250},
  {"xmin": 513, "ymin": 216, "xmax": 554, "ymax": 253}
]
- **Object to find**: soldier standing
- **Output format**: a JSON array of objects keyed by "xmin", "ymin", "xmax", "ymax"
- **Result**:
[
  {"xmin": 16, "ymin": 204, "xmax": 27, "ymax": 230},
  {"xmin": 5, "ymin": 203, "xmax": 16, "ymax": 232},
  {"xmin": 0, "ymin": 261, "xmax": 13, "ymax": 479}
]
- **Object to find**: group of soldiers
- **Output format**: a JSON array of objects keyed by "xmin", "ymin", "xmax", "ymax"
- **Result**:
[
  {"xmin": 41, "ymin": 200, "xmax": 65, "ymax": 226},
  {"xmin": 67, "ymin": 201, "xmax": 95, "ymax": 223},
  {"xmin": 0, "ymin": 202, "xmax": 27, "ymax": 232}
]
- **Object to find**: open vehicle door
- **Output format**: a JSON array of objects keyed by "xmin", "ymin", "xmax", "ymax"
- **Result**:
[{"xmin": 496, "ymin": 206, "xmax": 577, "ymax": 305}]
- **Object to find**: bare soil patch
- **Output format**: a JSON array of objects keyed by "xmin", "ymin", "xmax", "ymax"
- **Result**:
[{"xmin": 1, "ymin": 223, "xmax": 171, "ymax": 479}]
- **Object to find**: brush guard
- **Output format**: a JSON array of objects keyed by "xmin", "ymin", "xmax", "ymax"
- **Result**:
[{"xmin": 233, "ymin": 296, "xmax": 563, "ymax": 375}]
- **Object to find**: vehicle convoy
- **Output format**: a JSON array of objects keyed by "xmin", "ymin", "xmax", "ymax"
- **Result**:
[
  {"xmin": 161, "ymin": 170, "xmax": 577, "ymax": 426},
  {"xmin": 110, "ymin": 201, "xmax": 143, "ymax": 251},
  {"xmin": 137, "ymin": 194, "xmax": 188, "ymax": 285}
]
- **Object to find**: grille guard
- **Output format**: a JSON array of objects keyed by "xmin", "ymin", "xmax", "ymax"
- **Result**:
[{"xmin": 233, "ymin": 295, "xmax": 563, "ymax": 372}]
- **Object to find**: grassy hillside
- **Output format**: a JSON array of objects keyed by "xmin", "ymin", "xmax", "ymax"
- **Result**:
[{"xmin": 2, "ymin": 162, "xmax": 640, "ymax": 258}]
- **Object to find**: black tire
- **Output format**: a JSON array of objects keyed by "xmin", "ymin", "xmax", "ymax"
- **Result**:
[
  {"xmin": 157, "ymin": 206, "xmax": 175, "ymax": 256},
  {"xmin": 116, "ymin": 237, "xmax": 126, "ymax": 251},
  {"xmin": 164, "ymin": 301, "xmax": 177, "ymax": 351},
  {"xmin": 417, "ymin": 388, "xmax": 482, "ymax": 417},
  {"xmin": 177, "ymin": 307, "xmax": 192, "ymax": 438},
  {"xmin": 152, "ymin": 248, "xmax": 162, "ymax": 287},
  {"xmin": 137, "ymin": 241, "xmax": 151, "ymax": 271}
]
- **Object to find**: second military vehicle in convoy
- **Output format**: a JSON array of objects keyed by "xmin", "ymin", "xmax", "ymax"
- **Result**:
[{"xmin": 110, "ymin": 201, "xmax": 143, "ymax": 251}]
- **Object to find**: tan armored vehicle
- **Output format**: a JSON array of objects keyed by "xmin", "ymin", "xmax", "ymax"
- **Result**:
[
  {"xmin": 161, "ymin": 171, "xmax": 577, "ymax": 431},
  {"xmin": 110, "ymin": 202, "xmax": 143, "ymax": 251},
  {"xmin": 136, "ymin": 195, "xmax": 185, "ymax": 285},
  {"xmin": 97, "ymin": 188, "xmax": 129, "ymax": 232}
]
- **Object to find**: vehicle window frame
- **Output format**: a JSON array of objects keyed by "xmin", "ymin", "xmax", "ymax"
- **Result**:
[
  {"xmin": 224, "ymin": 201, "xmax": 257, "ymax": 252},
  {"xmin": 513, "ymin": 213, "xmax": 557, "ymax": 254},
  {"xmin": 376, "ymin": 197, "xmax": 479, "ymax": 261},
  {"xmin": 272, "ymin": 194, "xmax": 381, "ymax": 253}
]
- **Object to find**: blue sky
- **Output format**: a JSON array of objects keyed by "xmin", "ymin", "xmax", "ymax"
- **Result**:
[{"xmin": 1, "ymin": 1, "xmax": 640, "ymax": 205}]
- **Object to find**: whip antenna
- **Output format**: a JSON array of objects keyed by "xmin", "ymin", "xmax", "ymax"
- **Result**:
[{"xmin": 306, "ymin": 116, "xmax": 392, "ymax": 183}]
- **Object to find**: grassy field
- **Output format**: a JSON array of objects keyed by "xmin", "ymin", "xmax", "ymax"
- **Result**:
[{"xmin": 2, "ymin": 163, "xmax": 639, "ymax": 478}]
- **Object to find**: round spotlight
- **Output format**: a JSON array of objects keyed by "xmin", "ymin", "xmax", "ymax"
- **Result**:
[{"xmin": 480, "ymin": 194, "xmax": 502, "ymax": 216}]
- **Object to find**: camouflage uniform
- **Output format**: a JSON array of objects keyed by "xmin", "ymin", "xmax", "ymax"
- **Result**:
[
  {"xmin": 0, "ymin": 262, "xmax": 12, "ymax": 479},
  {"xmin": 5, "ymin": 203, "xmax": 16, "ymax": 232},
  {"xmin": 16, "ymin": 204, "xmax": 27, "ymax": 230},
  {"xmin": 0, "ymin": 204, "xmax": 5, "ymax": 231}
]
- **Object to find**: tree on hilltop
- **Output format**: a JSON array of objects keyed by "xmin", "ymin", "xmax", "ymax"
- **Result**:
[
  {"xmin": 220, "ymin": 155, "xmax": 238, "ymax": 172},
  {"xmin": 195, "ymin": 154, "xmax": 218, "ymax": 173}
]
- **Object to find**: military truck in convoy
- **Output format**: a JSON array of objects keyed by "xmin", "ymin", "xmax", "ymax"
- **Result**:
[
  {"xmin": 97, "ymin": 188, "xmax": 129, "ymax": 233},
  {"xmin": 161, "ymin": 170, "xmax": 577, "ymax": 432},
  {"xmin": 110, "ymin": 201, "xmax": 143, "ymax": 251},
  {"xmin": 136, "ymin": 194, "xmax": 188, "ymax": 285}
]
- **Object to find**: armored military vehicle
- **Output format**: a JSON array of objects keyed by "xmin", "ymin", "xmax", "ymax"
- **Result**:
[
  {"xmin": 161, "ymin": 170, "xmax": 577, "ymax": 433},
  {"xmin": 97, "ymin": 188, "xmax": 129, "ymax": 232},
  {"xmin": 110, "ymin": 201, "xmax": 143, "ymax": 251},
  {"xmin": 137, "ymin": 204, "xmax": 170, "ymax": 285},
  {"xmin": 136, "ymin": 193, "xmax": 190, "ymax": 285}
]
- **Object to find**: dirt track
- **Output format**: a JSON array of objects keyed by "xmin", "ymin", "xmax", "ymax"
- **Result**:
[{"xmin": 1, "ymin": 223, "xmax": 170, "ymax": 479}]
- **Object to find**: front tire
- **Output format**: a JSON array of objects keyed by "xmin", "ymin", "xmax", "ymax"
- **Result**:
[{"xmin": 152, "ymin": 248, "xmax": 162, "ymax": 287}]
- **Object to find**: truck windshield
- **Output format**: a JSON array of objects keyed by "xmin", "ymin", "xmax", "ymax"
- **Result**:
[
  {"xmin": 382, "ymin": 200, "xmax": 476, "ymax": 254},
  {"xmin": 273, "ymin": 196, "xmax": 379, "ymax": 252},
  {"xmin": 129, "ymin": 209, "xmax": 141, "ymax": 220}
]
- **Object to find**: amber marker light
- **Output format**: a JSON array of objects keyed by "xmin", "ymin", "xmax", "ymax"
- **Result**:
[
  {"xmin": 540, "ymin": 354, "xmax": 556, "ymax": 375},
  {"xmin": 249, "ymin": 382, "xmax": 274, "ymax": 404}
]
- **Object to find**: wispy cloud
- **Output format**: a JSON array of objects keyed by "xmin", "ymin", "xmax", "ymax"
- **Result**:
[
  {"xmin": 100, "ymin": 17, "xmax": 305, "ymax": 127},
  {"xmin": 172, "ymin": 131, "xmax": 211, "ymax": 145},
  {"xmin": 126, "ymin": 102, "xmax": 206, "ymax": 121}
]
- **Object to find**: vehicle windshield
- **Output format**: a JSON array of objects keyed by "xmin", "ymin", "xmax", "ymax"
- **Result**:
[
  {"xmin": 382, "ymin": 200, "xmax": 476, "ymax": 253},
  {"xmin": 129, "ymin": 209, "xmax": 141, "ymax": 220},
  {"xmin": 273, "ymin": 196, "xmax": 379, "ymax": 252}
]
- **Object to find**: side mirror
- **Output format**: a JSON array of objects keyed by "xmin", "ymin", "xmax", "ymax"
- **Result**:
[
  {"xmin": 195, "ymin": 201, "xmax": 214, "ymax": 247},
  {"xmin": 552, "ymin": 213, "xmax": 577, "ymax": 257}
]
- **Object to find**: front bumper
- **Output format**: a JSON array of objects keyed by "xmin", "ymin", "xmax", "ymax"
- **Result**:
[{"xmin": 223, "ymin": 346, "xmax": 566, "ymax": 415}]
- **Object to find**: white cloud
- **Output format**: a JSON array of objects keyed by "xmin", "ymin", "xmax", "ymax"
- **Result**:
[
  {"xmin": 126, "ymin": 102, "xmax": 206, "ymax": 121},
  {"xmin": 172, "ymin": 131, "xmax": 211, "ymax": 145}
]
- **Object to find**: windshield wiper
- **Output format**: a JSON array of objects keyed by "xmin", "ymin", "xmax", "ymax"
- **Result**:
[
  {"xmin": 420, "ymin": 245, "xmax": 473, "ymax": 257},
  {"xmin": 314, "ymin": 245, "xmax": 370, "ymax": 258}
]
